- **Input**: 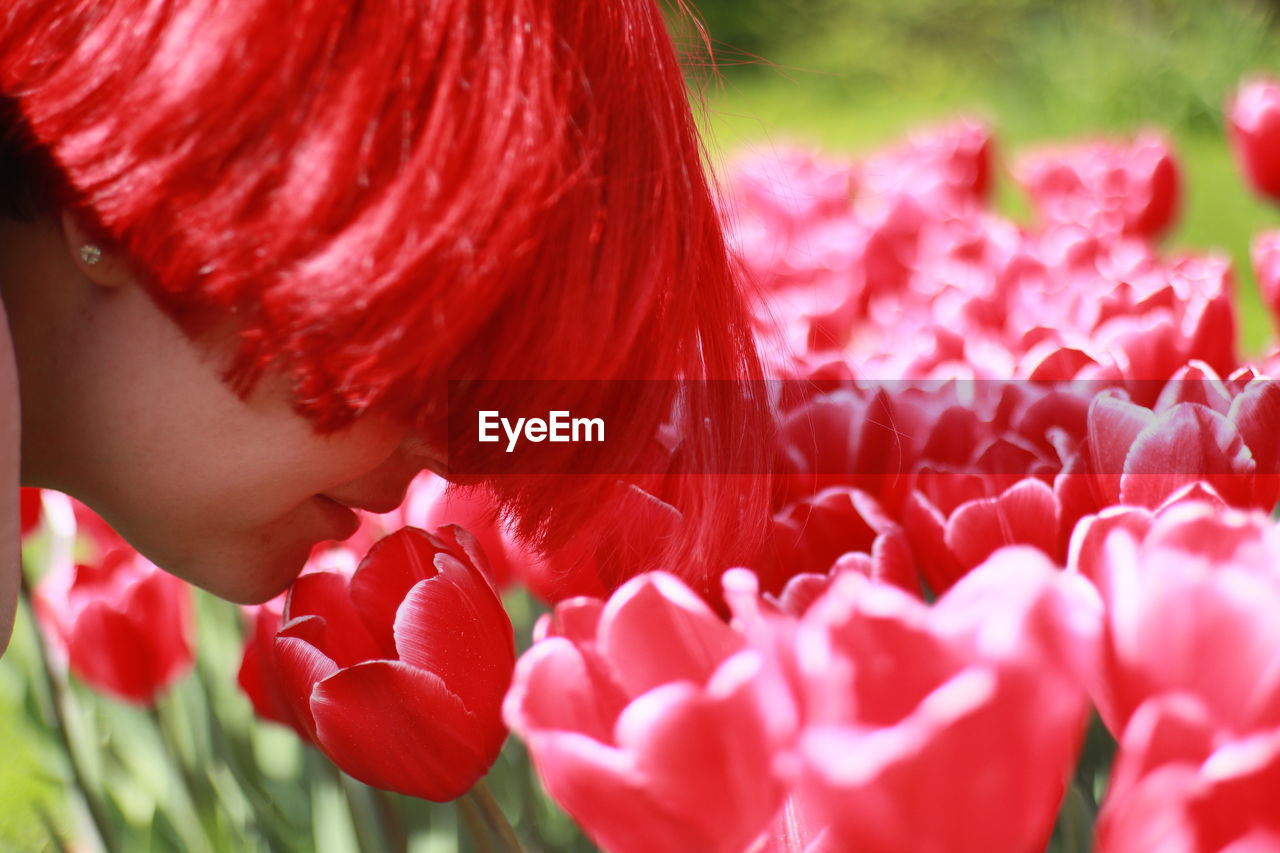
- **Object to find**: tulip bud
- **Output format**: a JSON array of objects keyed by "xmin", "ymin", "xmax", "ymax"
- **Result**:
[{"xmin": 1228, "ymin": 77, "xmax": 1280, "ymax": 203}]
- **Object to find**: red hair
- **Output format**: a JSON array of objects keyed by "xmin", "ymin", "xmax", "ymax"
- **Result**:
[{"xmin": 0, "ymin": 1, "xmax": 771, "ymax": 582}]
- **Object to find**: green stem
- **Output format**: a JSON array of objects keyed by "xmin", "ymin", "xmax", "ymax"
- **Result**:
[
  {"xmin": 468, "ymin": 780, "xmax": 528, "ymax": 853},
  {"xmin": 35, "ymin": 802, "xmax": 71, "ymax": 853},
  {"xmin": 1060, "ymin": 785, "xmax": 1091, "ymax": 853},
  {"xmin": 18, "ymin": 571, "xmax": 119, "ymax": 853},
  {"xmin": 458, "ymin": 794, "xmax": 497, "ymax": 853},
  {"xmin": 370, "ymin": 787, "xmax": 409, "ymax": 853},
  {"xmin": 336, "ymin": 772, "xmax": 380, "ymax": 853},
  {"xmin": 148, "ymin": 702, "xmax": 205, "ymax": 812},
  {"xmin": 514, "ymin": 746, "xmax": 548, "ymax": 853}
]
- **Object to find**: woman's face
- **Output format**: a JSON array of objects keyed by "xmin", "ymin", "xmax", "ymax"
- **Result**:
[{"xmin": 3, "ymin": 215, "xmax": 432, "ymax": 603}]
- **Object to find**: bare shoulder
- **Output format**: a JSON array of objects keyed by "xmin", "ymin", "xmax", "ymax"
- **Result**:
[{"xmin": 0, "ymin": 297, "xmax": 17, "ymax": 656}]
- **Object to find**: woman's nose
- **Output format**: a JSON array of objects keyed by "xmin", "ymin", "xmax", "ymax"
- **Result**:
[
  {"xmin": 324, "ymin": 440, "xmax": 436, "ymax": 514},
  {"xmin": 398, "ymin": 434, "xmax": 448, "ymax": 477}
]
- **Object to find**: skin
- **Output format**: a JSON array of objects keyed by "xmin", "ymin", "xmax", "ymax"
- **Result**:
[{"xmin": 0, "ymin": 211, "xmax": 438, "ymax": 653}]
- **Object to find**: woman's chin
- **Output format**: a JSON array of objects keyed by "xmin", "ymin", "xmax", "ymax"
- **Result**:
[
  {"xmin": 117, "ymin": 497, "xmax": 365, "ymax": 604},
  {"xmin": 155, "ymin": 526, "xmax": 326, "ymax": 605}
]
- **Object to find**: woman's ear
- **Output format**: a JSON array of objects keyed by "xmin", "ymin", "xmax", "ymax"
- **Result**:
[{"xmin": 59, "ymin": 210, "xmax": 133, "ymax": 289}]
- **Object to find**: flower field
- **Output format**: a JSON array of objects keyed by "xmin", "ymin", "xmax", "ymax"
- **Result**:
[{"xmin": 10, "ymin": 55, "xmax": 1280, "ymax": 853}]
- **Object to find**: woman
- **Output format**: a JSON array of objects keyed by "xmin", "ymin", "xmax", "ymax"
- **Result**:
[{"xmin": 0, "ymin": 1, "xmax": 769, "ymax": 653}]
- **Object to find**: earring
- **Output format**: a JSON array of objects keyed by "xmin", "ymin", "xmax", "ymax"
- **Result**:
[{"xmin": 79, "ymin": 245, "xmax": 102, "ymax": 266}]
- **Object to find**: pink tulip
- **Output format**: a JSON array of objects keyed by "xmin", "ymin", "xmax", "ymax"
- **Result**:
[
  {"xmin": 904, "ymin": 477, "xmax": 1062, "ymax": 593},
  {"xmin": 1098, "ymin": 693, "xmax": 1280, "ymax": 852},
  {"xmin": 748, "ymin": 791, "xmax": 837, "ymax": 853},
  {"xmin": 505, "ymin": 572, "xmax": 791, "ymax": 853},
  {"xmin": 1085, "ymin": 502, "xmax": 1280, "ymax": 736},
  {"xmin": 1228, "ymin": 77, "xmax": 1280, "ymax": 202},
  {"xmin": 761, "ymin": 486, "xmax": 916, "ymax": 597},
  {"xmin": 1015, "ymin": 133, "xmax": 1180, "ymax": 239},
  {"xmin": 1078, "ymin": 391, "xmax": 1273, "ymax": 513},
  {"xmin": 793, "ymin": 548, "xmax": 1100, "ymax": 853},
  {"xmin": 273, "ymin": 526, "xmax": 514, "ymax": 801},
  {"xmin": 726, "ymin": 147, "xmax": 856, "ymax": 244},
  {"xmin": 862, "ymin": 120, "xmax": 994, "ymax": 210}
]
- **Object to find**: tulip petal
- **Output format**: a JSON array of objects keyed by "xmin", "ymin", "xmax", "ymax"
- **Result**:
[
  {"xmin": 1120, "ymin": 403, "xmax": 1255, "ymax": 508},
  {"xmin": 393, "ymin": 566, "xmax": 515, "ymax": 725},
  {"xmin": 599, "ymin": 573, "xmax": 742, "ymax": 697},
  {"xmin": 273, "ymin": 616, "xmax": 339, "ymax": 740},
  {"xmin": 1105, "ymin": 693, "xmax": 1215, "ymax": 809},
  {"xmin": 286, "ymin": 571, "xmax": 384, "ymax": 665},
  {"xmin": 944, "ymin": 478, "xmax": 1060, "ymax": 571},
  {"xmin": 1229, "ymin": 379, "xmax": 1280, "ymax": 477},
  {"xmin": 539, "ymin": 598, "xmax": 605, "ymax": 645},
  {"xmin": 1066, "ymin": 506, "xmax": 1153, "ymax": 584},
  {"xmin": 310, "ymin": 660, "xmax": 496, "ymax": 802},
  {"xmin": 902, "ymin": 491, "xmax": 965, "ymax": 595},
  {"xmin": 69, "ymin": 602, "xmax": 172, "ymax": 705},
  {"xmin": 348, "ymin": 528, "xmax": 444, "ymax": 654},
  {"xmin": 503, "ymin": 637, "xmax": 621, "ymax": 742},
  {"xmin": 1088, "ymin": 393, "xmax": 1156, "ymax": 505},
  {"xmin": 524, "ymin": 730, "xmax": 720, "ymax": 853},
  {"xmin": 613, "ymin": 677, "xmax": 784, "ymax": 853}
]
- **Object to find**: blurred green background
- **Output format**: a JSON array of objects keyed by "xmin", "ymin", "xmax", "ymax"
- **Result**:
[
  {"xmin": 8, "ymin": 1, "xmax": 1280, "ymax": 849},
  {"xmin": 683, "ymin": 0, "xmax": 1280, "ymax": 351}
]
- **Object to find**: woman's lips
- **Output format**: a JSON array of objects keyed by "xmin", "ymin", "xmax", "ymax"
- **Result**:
[{"xmin": 312, "ymin": 495, "xmax": 362, "ymax": 541}]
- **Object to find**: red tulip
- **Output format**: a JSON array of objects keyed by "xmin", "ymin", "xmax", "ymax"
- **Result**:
[
  {"xmin": 19, "ymin": 487, "xmax": 41, "ymax": 538},
  {"xmin": 505, "ymin": 572, "xmax": 791, "ymax": 853},
  {"xmin": 1228, "ymin": 77, "xmax": 1280, "ymax": 202},
  {"xmin": 401, "ymin": 473, "xmax": 520, "ymax": 591},
  {"xmin": 34, "ymin": 498, "xmax": 194, "ymax": 706},
  {"xmin": 794, "ymin": 548, "xmax": 1100, "ymax": 853},
  {"xmin": 273, "ymin": 526, "xmax": 514, "ymax": 801}
]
